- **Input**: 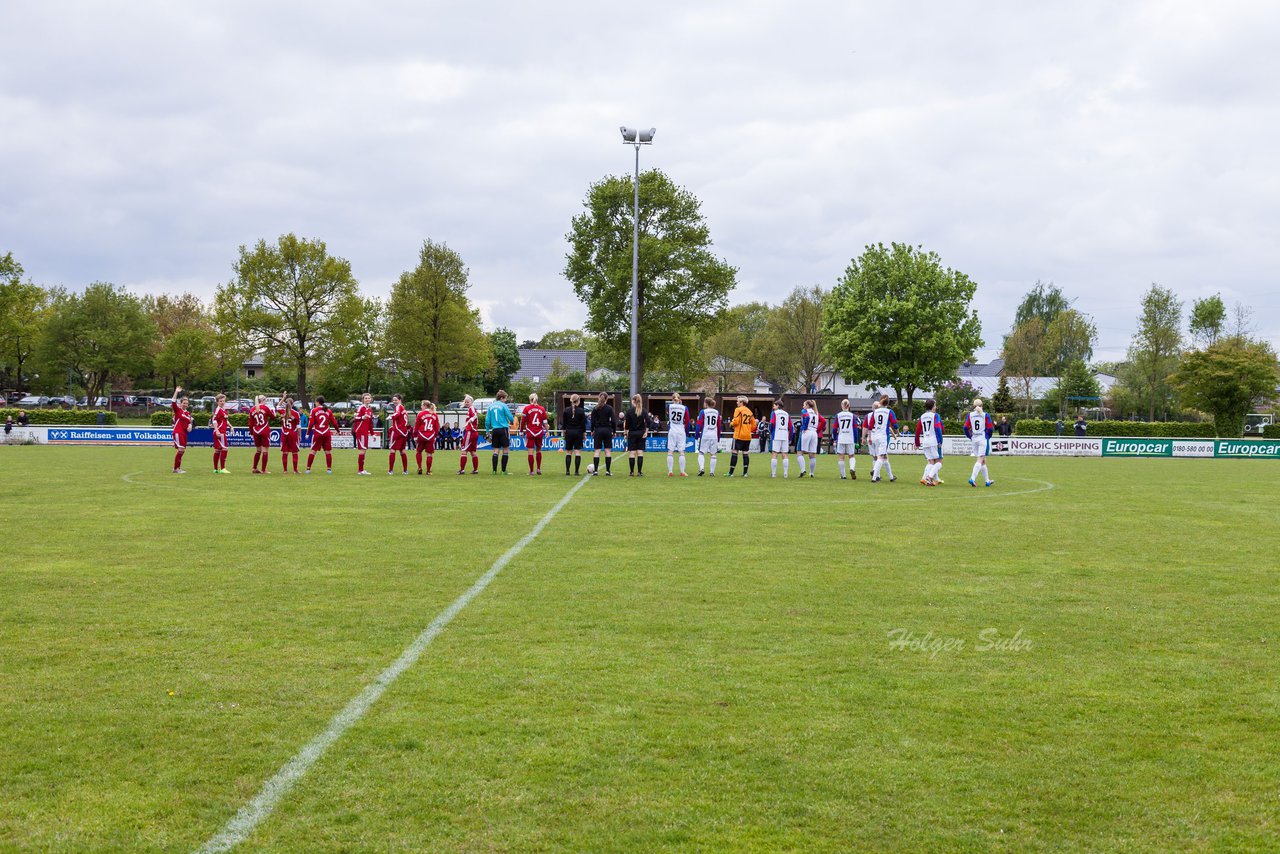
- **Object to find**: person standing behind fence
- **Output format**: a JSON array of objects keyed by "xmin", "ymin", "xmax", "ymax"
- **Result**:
[
  {"xmin": 589, "ymin": 392, "xmax": 617, "ymax": 476},
  {"xmin": 561, "ymin": 393, "xmax": 586, "ymax": 476},
  {"xmin": 727, "ymin": 396, "xmax": 756, "ymax": 478},
  {"xmin": 487, "ymin": 390, "xmax": 514, "ymax": 475},
  {"xmin": 523, "ymin": 393, "xmax": 548, "ymax": 475}
]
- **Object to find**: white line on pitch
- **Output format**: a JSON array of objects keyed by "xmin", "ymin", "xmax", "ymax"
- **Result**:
[{"xmin": 195, "ymin": 473, "xmax": 593, "ymax": 854}]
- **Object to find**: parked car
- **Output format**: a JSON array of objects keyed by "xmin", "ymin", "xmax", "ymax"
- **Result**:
[
  {"xmin": 153, "ymin": 397, "xmax": 175, "ymax": 408},
  {"xmin": 18, "ymin": 395, "xmax": 49, "ymax": 406},
  {"xmin": 331, "ymin": 400, "xmax": 353, "ymax": 411},
  {"xmin": 110, "ymin": 394, "xmax": 135, "ymax": 407},
  {"xmin": 51, "ymin": 396, "xmax": 77, "ymax": 407},
  {"xmin": 4, "ymin": 391, "xmax": 24, "ymax": 404}
]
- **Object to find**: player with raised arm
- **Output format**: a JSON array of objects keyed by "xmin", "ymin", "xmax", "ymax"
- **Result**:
[
  {"xmin": 695, "ymin": 398, "xmax": 721, "ymax": 476},
  {"xmin": 915, "ymin": 398, "xmax": 945, "ymax": 486},
  {"xmin": 866, "ymin": 397, "xmax": 899, "ymax": 483},
  {"xmin": 170, "ymin": 387, "xmax": 192, "ymax": 473},
  {"xmin": 211, "ymin": 393, "xmax": 230, "ymax": 474},
  {"xmin": 769, "ymin": 399, "xmax": 792, "ymax": 478},
  {"xmin": 831, "ymin": 398, "xmax": 860, "ymax": 481},
  {"xmin": 796, "ymin": 399, "xmax": 820, "ymax": 478},
  {"xmin": 413, "ymin": 400, "xmax": 440, "ymax": 475},
  {"xmin": 523, "ymin": 392, "xmax": 548, "ymax": 475},
  {"xmin": 965, "ymin": 397, "xmax": 996, "ymax": 487},
  {"xmin": 352, "ymin": 392, "xmax": 374, "ymax": 475},
  {"xmin": 249, "ymin": 394, "xmax": 273, "ymax": 474},
  {"xmin": 277, "ymin": 395, "xmax": 302, "ymax": 473},
  {"xmin": 457, "ymin": 394, "xmax": 479, "ymax": 474},
  {"xmin": 387, "ymin": 394, "xmax": 410, "ymax": 475},
  {"xmin": 305, "ymin": 395, "xmax": 335, "ymax": 474},
  {"xmin": 666, "ymin": 392, "xmax": 689, "ymax": 477}
]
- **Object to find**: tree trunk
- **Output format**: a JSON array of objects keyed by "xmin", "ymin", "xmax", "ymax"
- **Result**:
[
  {"xmin": 421, "ymin": 372, "xmax": 431, "ymax": 402},
  {"xmin": 904, "ymin": 386, "xmax": 916, "ymax": 422},
  {"xmin": 431, "ymin": 362, "xmax": 440, "ymax": 404},
  {"xmin": 296, "ymin": 357, "xmax": 307, "ymax": 404}
]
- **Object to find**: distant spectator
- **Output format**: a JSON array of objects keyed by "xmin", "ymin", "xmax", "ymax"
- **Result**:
[
  {"xmin": 18, "ymin": 410, "xmax": 29, "ymax": 427},
  {"xmin": 1075, "ymin": 415, "xmax": 1088, "ymax": 437},
  {"xmin": 1054, "ymin": 418, "xmax": 1064, "ymax": 436},
  {"xmin": 4, "ymin": 415, "xmax": 12, "ymax": 435},
  {"xmin": 997, "ymin": 415, "xmax": 1012, "ymax": 437}
]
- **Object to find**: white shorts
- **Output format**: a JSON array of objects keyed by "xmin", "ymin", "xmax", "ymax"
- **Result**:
[
  {"xmin": 869, "ymin": 438, "xmax": 886, "ymax": 457},
  {"xmin": 698, "ymin": 432, "xmax": 719, "ymax": 454},
  {"xmin": 920, "ymin": 442, "xmax": 940, "ymax": 460},
  {"xmin": 667, "ymin": 428, "xmax": 686, "ymax": 452},
  {"xmin": 799, "ymin": 431, "xmax": 818, "ymax": 454},
  {"xmin": 771, "ymin": 435, "xmax": 789, "ymax": 454},
  {"xmin": 835, "ymin": 441, "xmax": 857, "ymax": 456},
  {"xmin": 971, "ymin": 437, "xmax": 989, "ymax": 457}
]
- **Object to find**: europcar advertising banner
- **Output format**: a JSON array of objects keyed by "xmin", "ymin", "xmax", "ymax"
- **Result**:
[
  {"xmin": 1214, "ymin": 439, "xmax": 1280, "ymax": 458},
  {"xmin": 1101, "ymin": 438, "xmax": 1174, "ymax": 457}
]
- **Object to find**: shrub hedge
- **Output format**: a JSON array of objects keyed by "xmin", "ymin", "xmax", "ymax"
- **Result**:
[
  {"xmin": 1, "ymin": 408, "xmax": 117, "ymax": 426},
  {"xmin": 1263, "ymin": 424, "xmax": 1280, "ymax": 439},
  {"xmin": 150, "ymin": 411, "xmax": 257, "ymax": 427},
  {"xmin": 1014, "ymin": 419, "xmax": 1217, "ymax": 437}
]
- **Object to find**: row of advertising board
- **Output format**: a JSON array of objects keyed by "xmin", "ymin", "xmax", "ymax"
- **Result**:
[{"xmin": 4, "ymin": 427, "xmax": 1278, "ymax": 459}]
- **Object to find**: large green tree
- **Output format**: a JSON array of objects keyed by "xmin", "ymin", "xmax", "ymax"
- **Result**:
[
  {"xmin": 324, "ymin": 296, "xmax": 386, "ymax": 396},
  {"xmin": 1125, "ymin": 284, "xmax": 1183, "ymax": 420},
  {"xmin": 1043, "ymin": 309, "xmax": 1097, "ymax": 417},
  {"xmin": 752, "ymin": 287, "xmax": 828, "ymax": 393},
  {"xmin": 1173, "ymin": 336, "xmax": 1279, "ymax": 437},
  {"xmin": 1000, "ymin": 316, "xmax": 1046, "ymax": 413},
  {"xmin": 0, "ymin": 252, "xmax": 50, "ymax": 393},
  {"xmin": 386, "ymin": 239, "xmax": 490, "ymax": 402},
  {"xmin": 38, "ymin": 283, "xmax": 157, "ymax": 402},
  {"xmin": 216, "ymin": 234, "xmax": 361, "ymax": 400},
  {"xmin": 1013, "ymin": 280, "xmax": 1069, "ymax": 329},
  {"xmin": 824, "ymin": 243, "xmax": 983, "ymax": 419},
  {"xmin": 1189, "ymin": 294, "xmax": 1226, "ymax": 347},
  {"xmin": 143, "ymin": 292, "xmax": 215, "ymax": 389},
  {"xmin": 564, "ymin": 169, "xmax": 736, "ymax": 387},
  {"xmin": 484, "ymin": 327, "xmax": 522, "ymax": 392}
]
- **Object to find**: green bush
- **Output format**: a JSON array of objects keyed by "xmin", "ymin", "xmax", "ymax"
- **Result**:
[
  {"xmin": 1, "ymin": 408, "xmax": 117, "ymax": 426},
  {"xmin": 148, "ymin": 410, "xmax": 277, "ymax": 428},
  {"xmin": 1262, "ymin": 424, "xmax": 1280, "ymax": 439},
  {"xmin": 1014, "ymin": 419, "xmax": 1217, "ymax": 437}
]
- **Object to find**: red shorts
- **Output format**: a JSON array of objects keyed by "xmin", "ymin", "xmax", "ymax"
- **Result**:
[
  {"xmin": 461, "ymin": 431, "xmax": 477, "ymax": 453},
  {"xmin": 354, "ymin": 431, "xmax": 370, "ymax": 451},
  {"xmin": 415, "ymin": 436, "xmax": 436, "ymax": 453},
  {"xmin": 173, "ymin": 432, "xmax": 187, "ymax": 450},
  {"xmin": 389, "ymin": 432, "xmax": 408, "ymax": 451},
  {"xmin": 213, "ymin": 431, "xmax": 228, "ymax": 451},
  {"xmin": 252, "ymin": 432, "xmax": 271, "ymax": 448},
  {"xmin": 281, "ymin": 433, "xmax": 300, "ymax": 453},
  {"xmin": 311, "ymin": 432, "xmax": 332, "ymax": 452},
  {"xmin": 525, "ymin": 434, "xmax": 543, "ymax": 451}
]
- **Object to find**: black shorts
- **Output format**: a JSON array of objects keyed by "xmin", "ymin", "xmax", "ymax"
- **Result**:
[
  {"xmin": 627, "ymin": 433, "xmax": 646, "ymax": 452},
  {"xmin": 732, "ymin": 438, "xmax": 750, "ymax": 453},
  {"xmin": 564, "ymin": 430, "xmax": 584, "ymax": 452},
  {"xmin": 592, "ymin": 430, "xmax": 613, "ymax": 451},
  {"xmin": 491, "ymin": 427, "xmax": 510, "ymax": 449}
]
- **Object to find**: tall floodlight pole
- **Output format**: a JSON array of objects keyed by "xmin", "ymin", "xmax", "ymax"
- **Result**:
[{"xmin": 620, "ymin": 126, "xmax": 655, "ymax": 398}]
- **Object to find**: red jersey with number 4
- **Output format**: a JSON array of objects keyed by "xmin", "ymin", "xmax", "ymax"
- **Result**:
[
  {"xmin": 414, "ymin": 410, "xmax": 439, "ymax": 442},
  {"xmin": 249, "ymin": 404, "xmax": 272, "ymax": 437},
  {"xmin": 171, "ymin": 401, "xmax": 193, "ymax": 439},
  {"xmin": 523, "ymin": 404, "xmax": 548, "ymax": 439},
  {"xmin": 309, "ymin": 406, "xmax": 334, "ymax": 436},
  {"xmin": 353, "ymin": 404, "xmax": 373, "ymax": 437}
]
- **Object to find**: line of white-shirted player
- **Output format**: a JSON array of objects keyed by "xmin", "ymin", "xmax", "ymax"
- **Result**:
[{"xmin": 653, "ymin": 392, "xmax": 997, "ymax": 487}]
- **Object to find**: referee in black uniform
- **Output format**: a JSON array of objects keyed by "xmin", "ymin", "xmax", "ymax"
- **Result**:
[
  {"xmin": 589, "ymin": 392, "xmax": 617, "ymax": 476},
  {"xmin": 561, "ymin": 393, "xmax": 587, "ymax": 475},
  {"xmin": 623, "ymin": 393, "xmax": 650, "ymax": 476}
]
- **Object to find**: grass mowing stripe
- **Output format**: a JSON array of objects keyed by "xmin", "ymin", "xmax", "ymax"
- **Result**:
[{"xmin": 195, "ymin": 473, "xmax": 593, "ymax": 854}]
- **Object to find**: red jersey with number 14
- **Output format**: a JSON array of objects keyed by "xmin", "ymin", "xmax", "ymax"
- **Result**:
[
  {"xmin": 414, "ymin": 410, "xmax": 440, "ymax": 442},
  {"xmin": 523, "ymin": 404, "xmax": 548, "ymax": 439}
]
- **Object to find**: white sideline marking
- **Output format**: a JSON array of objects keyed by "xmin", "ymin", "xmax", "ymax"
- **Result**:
[{"xmin": 195, "ymin": 473, "xmax": 593, "ymax": 854}]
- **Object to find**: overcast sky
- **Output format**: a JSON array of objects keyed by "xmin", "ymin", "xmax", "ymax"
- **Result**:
[{"xmin": 3, "ymin": 0, "xmax": 1277, "ymax": 361}]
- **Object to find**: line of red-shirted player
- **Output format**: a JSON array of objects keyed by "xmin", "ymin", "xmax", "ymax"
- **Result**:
[{"xmin": 168, "ymin": 389, "xmax": 550, "ymax": 476}]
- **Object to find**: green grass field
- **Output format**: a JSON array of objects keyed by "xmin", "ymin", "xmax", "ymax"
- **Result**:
[{"xmin": 2, "ymin": 446, "xmax": 1278, "ymax": 852}]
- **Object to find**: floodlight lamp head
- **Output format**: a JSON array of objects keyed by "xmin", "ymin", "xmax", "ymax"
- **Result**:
[{"xmin": 620, "ymin": 126, "xmax": 656, "ymax": 144}]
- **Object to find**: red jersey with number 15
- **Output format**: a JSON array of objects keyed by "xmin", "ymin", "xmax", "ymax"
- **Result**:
[
  {"xmin": 309, "ymin": 406, "xmax": 334, "ymax": 436},
  {"xmin": 277, "ymin": 406, "xmax": 301, "ymax": 438},
  {"xmin": 523, "ymin": 404, "xmax": 548, "ymax": 439}
]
